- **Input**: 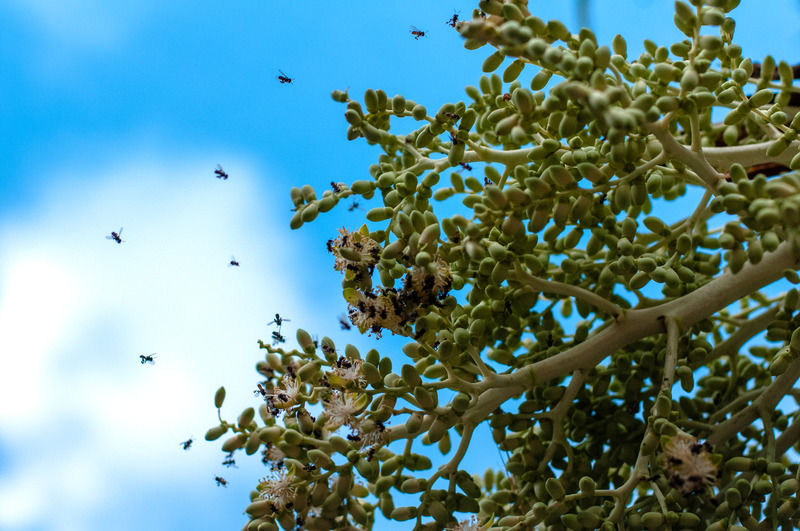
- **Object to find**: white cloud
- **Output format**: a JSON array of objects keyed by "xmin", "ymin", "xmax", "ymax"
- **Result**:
[{"xmin": 0, "ymin": 151, "xmax": 312, "ymax": 530}]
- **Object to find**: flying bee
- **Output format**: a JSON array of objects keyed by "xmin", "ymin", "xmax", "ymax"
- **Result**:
[
  {"xmin": 254, "ymin": 383, "xmax": 267, "ymax": 398},
  {"xmin": 214, "ymin": 476, "xmax": 228, "ymax": 487},
  {"xmin": 214, "ymin": 164, "xmax": 229, "ymax": 180},
  {"xmin": 106, "ymin": 228, "xmax": 124, "ymax": 244},
  {"xmin": 180, "ymin": 437, "xmax": 194, "ymax": 450},
  {"xmin": 139, "ymin": 353, "xmax": 156, "ymax": 365},
  {"xmin": 410, "ymin": 26, "xmax": 426, "ymax": 40},
  {"xmin": 458, "ymin": 162, "xmax": 473, "ymax": 172},
  {"xmin": 229, "ymin": 256, "xmax": 240, "ymax": 267},
  {"xmin": 271, "ymin": 331, "xmax": 286, "ymax": 345},
  {"xmin": 446, "ymin": 11, "xmax": 460, "ymax": 28},
  {"xmin": 449, "ymin": 133, "xmax": 460, "ymax": 146},
  {"xmin": 347, "ymin": 433, "xmax": 361, "ymax": 442},
  {"xmin": 348, "ymin": 200, "xmax": 363, "ymax": 211},
  {"xmin": 268, "ymin": 313, "xmax": 290, "ymax": 328},
  {"xmin": 338, "ymin": 314, "xmax": 352, "ymax": 331},
  {"xmin": 222, "ymin": 453, "xmax": 237, "ymax": 468},
  {"xmin": 277, "ymin": 70, "xmax": 293, "ymax": 84},
  {"xmin": 331, "ymin": 181, "xmax": 344, "ymax": 193}
]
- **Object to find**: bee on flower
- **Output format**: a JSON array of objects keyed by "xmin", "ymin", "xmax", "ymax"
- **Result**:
[
  {"xmin": 266, "ymin": 375, "xmax": 301, "ymax": 410},
  {"xmin": 327, "ymin": 356, "xmax": 366, "ymax": 388},
  {"xmin": 256, "ymin": 469, "xmax": 297, "ymax": 511},
  {"xmin": 662, "ymin": 433, "xmax": 719, "ymax": 494}
]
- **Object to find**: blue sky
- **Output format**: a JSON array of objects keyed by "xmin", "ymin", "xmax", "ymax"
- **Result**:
[{"xmin": 2, "ymin": 1, "xmax": 800, "ymax": 530}]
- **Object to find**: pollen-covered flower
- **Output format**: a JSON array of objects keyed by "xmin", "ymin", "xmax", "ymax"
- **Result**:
[
  {"xmin": 322, "ymin": 390, "xmax": 367, "ymax": 430},
  {"xmin": 261, "ymin": 442, "xmax": 286, "ymax": 470},
  {"xmin": 328, "ymin": 356, "xmax": 366, "ymax": 387},
  {"xmin": 256, "ymin": 469, "xmax": 296, "ymax": 510},
  {"xmin": 327, "ymin": 227, "xmax": 380, "ymax": 272},
  {"xmin": 269, "ymin": 375, "xmax": 300, "ymax": 409},
  {"xmin": 662, "ymin": 433, "xmax": 719, "ymax": 494},
  {"xmin": 410, "ymin": 257, "xmax": 452, "ymax": 296},
  {"xmin": 449, "ymin": 516, "xmax": 481, "ymax": 531}
]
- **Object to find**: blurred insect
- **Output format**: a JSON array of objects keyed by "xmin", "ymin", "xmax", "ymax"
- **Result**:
[
  {"xmin": 445, "ymin": 111, "xmax": 460, "ymax": 122},
  {"xmin": 449, "ymin": 133, "xmax": 460, "ymax": 146},
  {"xmin": 277, "ymin": 70, "xmax": 293, "ymax": 84},
  {"xmin": 347, "ymin": 433, "xmax": 361, "ymax": 442},
  {"xmin": 214, "ymin": 476, "xmax": 228, "ymax": 487},
  {"xmin": 312, "ymin": 334, "xmax": 319, "ymax": 349},
  {"xmin": 268, "ymin": 313, "xmax": 290, "ymax": 328},
  {"xmin": 477, "ymin": 10, "xmax": 487, "ymax": 19},
  {"xmin": 338, "ymin": 314, "xmax": 352, "ymax": 331},
  {"xmin": 139, "ymin": 353, "xmax": 156, "ymax": 365},
  {"xmin": 271, "ymin": 331, "xmax": 286, "ymax": 345},
  {"xmin": 222, "ymin": 453, "xmax": 237, "ymax": 468},
  {"xmin": 410, "ymin": 26, "xmax": 426, "ymax": 40},
  {"xmin": 348, "ymin": 200, "xmax": 363, "ymax": 211},
  {"xmin": 214, "ymin": 165, "xmax": 229, "ymax": 180},
  {"xmin": 502, "ymin": 93, "xmax": 511, "ymax": 102},
  {"xmin": 331, "ymin": 181, "xmax": 344, "ymax": 193},
  {"xmin": 446, "ymin": 11, "xmax": 460, "ymax": 28},
  {"xmin": 180, "ymin": 437, "xmax": 194, "ymax": 450},
  {"xmin": 458, "ymin": 162, "xmax": 473, "ymax": 172},
  {"xmin": 229, "ymin": 256, "xmax": 240, "ymax": 267},
  {"xmin": 366, "ymin": 447, "xmax": 377, "ymax": 461},
  {"xmin": 254, "ymin": 383, "xmax": 267, "ymax": 398},
  {"xmin": 106, "ymin": 228, "xmax": 124, "ymax": 244}
]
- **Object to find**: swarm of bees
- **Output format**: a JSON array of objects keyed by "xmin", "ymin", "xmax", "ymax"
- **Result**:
[
  {"xmin": 277, "ymin": 70, "xmax": 293, "ymax": 84},
  {"xmin": 139, "ymin": 353, "xmax": 156, "ymax": 365},
  {"xmin": 106, "ymin": 228, "xmax": 124, "ymax": 244}
]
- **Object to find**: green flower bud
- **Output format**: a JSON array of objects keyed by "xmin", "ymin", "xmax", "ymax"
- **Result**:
[
  {"xmin": 545, "ymin": 477, "xmax": 565, "ymax": 500},
  {"xmin": 205, "ymin": 425, "xmax": 227, "ymax": 441},
  {"xmin": 214, "ymin": 386, "xmax": 226, "ymax": 408}
]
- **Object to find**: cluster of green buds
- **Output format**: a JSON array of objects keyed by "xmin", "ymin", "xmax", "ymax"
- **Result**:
[{"xmin": 210, "ymin": 1, "xmax": 800, "ymax": 529}]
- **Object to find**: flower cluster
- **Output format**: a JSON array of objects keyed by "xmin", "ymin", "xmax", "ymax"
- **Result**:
[
  {"xmin": 256, "ymin": 469, "xmax": 297, "ymax": 511},
  {"xmin": 662, "ymin": 434, "xmax": 719, "ymax": 495}
]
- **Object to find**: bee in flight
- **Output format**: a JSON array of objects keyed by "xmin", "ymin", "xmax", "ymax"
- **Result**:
[
  {"xmin": 214, "ymin": 165, "xmax": 229, "ymax": 180},
  {"xmin": 268, "ymin": 313, "xmax": 290, "ymax": 327},
  {"xmin": 222, "ymin": 453, "xmax": 237, "ymax": 468},
  {"xmin": 446, "ymin": 11, "xmax": 460, "ymax": 28},
  {"xmin": 338, "ymin": 314, "xmax": 352, "ymax": 331},
  {"xmin": 139, "ymin": 353, "xmax": 156, "ymax": 365},
  {"xmin": 106, "ymin": 228, "xmax": 124, "ymax": 244},
  {"xmin": 277, "ymin": 70, "xmax": 293, "ymax": 84},
  {"xmin": 458, "ymin": 162, "xmax": 473, "ymax": 172},
  {"xmin": 229, "ymin": 256, "xmax": 240, "ymax": 267},
  {"xmin": 271, "ymin": 331, "xmax": 286, "ymax": 345},
  {"xmin": 214, "ymin": 476, "xmax": 228, "ymax": 487},
  {"xmin": 180, "ymin": 437, "xmax": 193, "ymax": 450},
  {"xmin": 348, "ymin": 200, "xmax": 363, "ymax": 212},
  {"xmin": 410, "ymin": 26, "xmax": 426, "ymax": 40}
]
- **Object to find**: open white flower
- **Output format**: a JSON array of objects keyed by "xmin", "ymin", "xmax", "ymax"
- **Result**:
[
  {"xmin": 256, "ymin": 469, "xmax": 296, "ymax": 510},
  {"xmin": 322, "ymin": 390, "xmax": 366, "ymax": 430}
]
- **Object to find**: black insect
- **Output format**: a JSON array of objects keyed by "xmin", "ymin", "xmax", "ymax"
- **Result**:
[
  {"xmin": 254, "ymin": 383, "xmax": 267, "ymax": 398},
  {"xmin": 214, "ymin": 164, "xmax": 229, "ymax": 180},
  {"xmin": 303, "ymin": 463, "xmax": 316, "ymax": 472},
  {"xmin": 449, "ymin": 133, "xmax": 460, "ymax": 146},
  {"xmin": 277, "ymin": 70, "xmax": 293, "ymax": 84},
  {"xmin": 458, "ymin": 162, "xmax": 473, "ymax": 172},
  {"xmin": 271, "ymin": 331, "xmax": 286, "ymax": 345},
  {"xmin": 338, "ymin": 314, "xmax": 352, "ymax": 331},
  {"xmin": 229, "ymin": 256, "xmax": 240, "ymax": 267},
  {"xmin": 446, "ymin": 11, "xmax": 460, "ymax": 28},
  {"xmin": 180, "ymin": 437, "xmax": 193, "ymax": 450},
  {"xmin": 214, "ymin": 476, "xmax": 228, "ymax": 487},
  {"xmin": 375, "ymin": 420, "xmax": 386, "ymax": 432},
  {"xmin": 106, "ymin": 228, "xmax": 124, "ymax": 244},
  {"xmin": 139, "ymin": 353, "xmax": 156, "ymax": 365},
  {"xmin": 222, "ymin": 453, "xmax": 237, "ymax": 468},
  {"xmin": 331, "ymin": 181, "xmax": 343, "ymax": 193},
  {"xmin": 348, "ymin": 200, "xmax": 363, "ymax": 212},
  {"xmin": 268, "ymin": 313, "xmax": 290, "ymax": 328},
  {"xmin": 347, "ymin": 433, "xmax": 362, "ymax": 442},
  {"xmin": 410, "ymin": 26, "xmax": 426, "ymax": 40},
  {"xmin": 690, "ymin": 441, "xmax": 713, "ymax": 455}
]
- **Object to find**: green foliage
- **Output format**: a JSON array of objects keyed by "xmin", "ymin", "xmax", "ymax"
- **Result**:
[{"xmin": 213, "ymin": 1, "xmax": 800, "ymax": 529}]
